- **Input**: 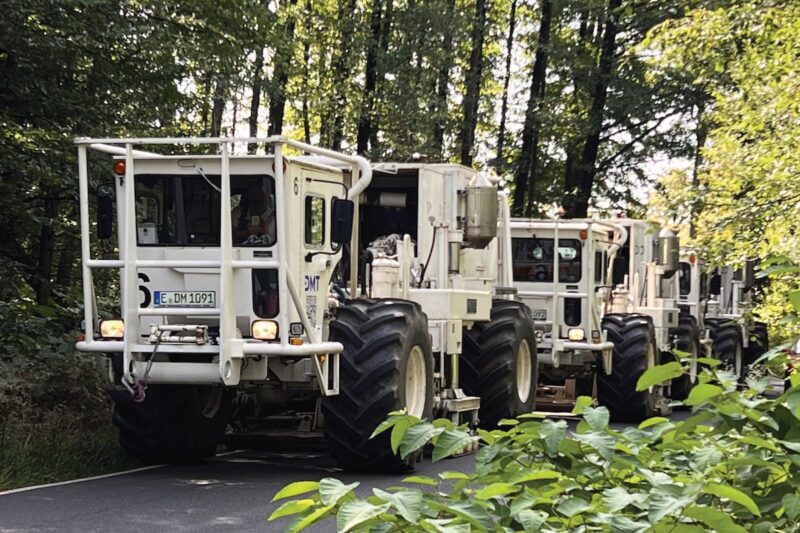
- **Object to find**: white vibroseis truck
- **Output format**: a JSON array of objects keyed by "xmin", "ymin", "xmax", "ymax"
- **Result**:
[
  {"xmin": 74, "ymin": 138, "xmax": 537, "ymax": 472},
  {"xmin": 509, "ymin": 218, "xmax": 684, "ymax": 421}
]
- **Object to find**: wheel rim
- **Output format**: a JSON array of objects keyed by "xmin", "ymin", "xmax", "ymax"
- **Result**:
[
  {"xmin": 646, "ymin": 341, "xmax": 656, "ymax": 393},
  {"xmin": 689, "ymin": 342, "xmax": 699, "ymax": 384},
  {"xmin": 516, "ymin": 339, "xmax": 533, "ymax": 403},
  {"xmin": 735, "ymin": 343, "xmax": 743, "ymax": 378},
  {"xmin": 405, "ymin": 345, "xmax": 427, "ymax": 418}
]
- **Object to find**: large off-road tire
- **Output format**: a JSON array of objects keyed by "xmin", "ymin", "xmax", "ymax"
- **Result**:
[
  {"xmin": 671, "ymin": 314, "xmax": 700, "ymax": 401},
  {"xmin": 707, "ymin": 318, "xmax": 744, "ymax": 379},
  {"xmin": 111, "ymin": 383, "xmax": 233, "ymax": 464},
  {"xmin": 461, "ymin": 299, "xmax": 538, "ymax": 428},
  {"xmin": 746, "ymin": 321, "xmax": 769, "ymax": 365},
  {"xmin": 597, "ymin": 314, "xmax": 657, "ymax": 423},
  {"xmin": 322, "ymin": 298, "xmax": 434, "ymax": 473}
]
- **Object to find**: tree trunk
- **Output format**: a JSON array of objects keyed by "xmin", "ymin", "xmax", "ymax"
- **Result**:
[
  {"xmin": 689, "ymin": 96, "xmax": 707, "ymax": 239},
  {"xmin": 328, "ymin": 0, "xmax": 358, "ymax": 149},
  {"xmin": 301, "ymin": 0, "xmax": 312, "ymax": 144},
  {"xmin": 210, "ymin": 78, "xmax": 225, "ymax": 138},
  {"xmin": 496, "ymin": 0, "xmax": 517, "ymax": 164},
  {"xmin": 458, "ymin": 0, "xmax": 488, "ymax": 166},
  {"xmin": 564, "ymin": 0, "xmax": 621, "ymax": 218},
  {"xmin": 248, "ymin": 48, "xmax": 265, "ymax": 154},
  {"xmin": 356, "ymin": 0, "xmax": 384, "ymax": 154},
  {"xmin": 267, "ymin": 0, "xmax": 299, "ymax": 137},
  {"xmin": 512, "ymin": 0, "xmax": 553, "ymax": 216},
  {"xmin": 369, "ymin": 0, "xmax": 393, "ymax": 150},
  {"xmin": 431, "ymin": 0, "xmax": 456, "ymax": 160}
]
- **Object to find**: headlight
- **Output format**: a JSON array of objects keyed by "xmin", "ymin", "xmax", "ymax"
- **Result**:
[
  {"xmin": 568, "ymin": 328, "xmax": 585, "ymax": 341},
  {"xmin": 252, "ymin": 320, "xmax": 278, "ymax": 340},
  {"xmin": 100, "ymin": 319, "xmax": 125, "ymax": 339}
]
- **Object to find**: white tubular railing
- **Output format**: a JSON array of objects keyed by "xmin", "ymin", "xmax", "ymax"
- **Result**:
[{"xmin": 75, "ymin": 136, "xmax": 364, "ymax": 388}]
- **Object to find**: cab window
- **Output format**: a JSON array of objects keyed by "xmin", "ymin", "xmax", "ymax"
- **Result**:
[
  {"xmin": 512, "ymin": 238, "xmax": 582, "ymax": 283},
  {"xmin": 305, "ymin": 195, "xmax": 326, "ymax": 246}
]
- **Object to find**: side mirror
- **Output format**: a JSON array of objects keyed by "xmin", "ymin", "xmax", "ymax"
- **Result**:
[
  {"xmin": 331, "ymin": 198, "xmax": 354, "ymax": 246},
  {"xmin": 709, "ymin": 272, "xmax": 721, "ymax": 296},
  {"xmin": 97, "ymin": 193, "xmax": 113, "ymax": 239}
]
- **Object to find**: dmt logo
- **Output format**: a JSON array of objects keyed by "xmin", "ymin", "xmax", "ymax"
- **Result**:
[{"xmin": 304, "ymin": 275, "xmax": 320, "ymax": 292}]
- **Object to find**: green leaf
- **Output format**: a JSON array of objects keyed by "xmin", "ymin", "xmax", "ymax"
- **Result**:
[
  {"xmin": 517, "ymin": 509, "xmax": 547, "ymax": 531},
  {"xmin": 289, "ymin": 504, "xmax": 335, "ymax": 533},
  {"xmin": 428, "ymin": 500, "xmax": 496, "ymax": 530},
  {"xmin": 272, "ymin": 481, "xmax": 321, "ymax": 501},
  {"xmin": 704, "ymin": 483, "xmax": 760, "ymax": 516},
  {"xmin": 572, "ymin": 395, "xmax": 593, "ymax": 414},
  {"xmin": 319, "ymin": 478, "xmax": 359, "ymax": 506},
  {"xmin": 603, "ymin": 487, "xmax": 647, "ymax": 512},
  {"xmin": 637, "ymin": 362, "xmax": 684, "ymax": 391},
  {"xmin": 685, "ymin": 383, "xmax": 723, "ymax": 406},
  {"xmin": 583, "ymin": 406, "xmax": 610, "ymax": 431},
  {"xmin": 511, "ymin": 469, "xmax": 562, "ymax": 484},
  {"xmin": 373, "ymin": 488, "xmax": 423, "ymax": 524},
  {"xmin": 540, "ymin": 419, "xmax": 567, "ymax": 454},
  {"xmin": 475, "ymin": 482, "xmax": 520, "ymax": 500},
  {"xmin": 439, "ymin": 471, "xmax": 470, "ymax": 480},
  {"xmin": 477, "ymin": 429, "xmax": 495, "ymax": 445},
  {"xmin": 399, "ymin": 423, "xmax": 444, "ymax": 459},
  {"xmin": 432, "ymin": 429, "xmax": 476, "ymax": 462},
  {"xmin": 390, "ymin": 417, "xmax": 413, "ymax": 454},
  {"xmin": 575, "ymin": 431, "xmax": 616, "ymax": 461},
  {"xmin": 696, "ymin": 357, "xmax": 722, "ymax": 367},
  {"xmin": 684, "ymin": 505, "xmax": 747, "ymax": 533},
  {"xmin": 403, "ymin": 476, "xmax": 438, "ymax": 486},
  {"xmin": 268, "ymin": 499, "xmax": 317, "ymax": 521},
  {"xmin": 740, "ymin": 434, "xmax": 780, "ymax": 452},
  {"xmin": 648, "ymin": 486, "xmax": 696, "ymax": 523},
  {"xmin": 510, "ymin": 490, "xmax": 538, "ymax": 515},
  {"xmin": 639, "ymin": 416, "xmax": 670, "ymax": 429},
  {"xmin": 556, "ymin": 496, "xmax": 591, "ymax": 518},
  {"xmin": 336, "ymin": 500, "xmax": 391, "ymax": 533},
  {"xmin": 782, "ymin": 493, "xmax": 800, "ymax": 520},
  {"xmin": 789, "ymin": 290, "xmax": 800, "ymax": 313}
]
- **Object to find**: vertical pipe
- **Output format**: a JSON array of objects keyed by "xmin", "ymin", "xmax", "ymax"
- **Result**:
[
  {"xmin": 552, "ymin": 221, "xmax": 559, "ymax": 340},
  {"xmin": 273, "ymin": 144, "xmax": 291, "ymax": 347},
  {"xmin": 77, "ymin": 146, "xmax": 93, "ymax": 341},
  {"xmin": 349, "ymin": 162, "xmax": 360, "ymax": 298},
  {"xmin": 122, "ymin": 144, "xmax": 137, "ymax": 380},
  {"xmin": 219, "ymin": 142, "xmax": 237, "ymax": 383}
]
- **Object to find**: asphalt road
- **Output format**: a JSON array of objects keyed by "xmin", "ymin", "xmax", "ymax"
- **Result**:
[{"xmin": 0, "ymin": 412, "xmax": 691, "ymax": 533}]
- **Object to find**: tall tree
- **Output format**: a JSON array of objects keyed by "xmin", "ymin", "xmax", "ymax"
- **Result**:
[
  {"xmin": 496, "ymin": 0, "xmax": 517, "ymax": 164},
  {"xmin": 512, "ymin": 0, "xmax": 553, "ymax": 216},
  {"xmin": 267, "ymin": 0, "xmax": 299, "ymax": 137},
  {"xmin": 564, "ymin": 0, "xmax": 622, "ymax": 218},
  {"xmin": 357, "ymin": 0, "xmax": 389, "ymax": 154},
  {"xmin": 248, "ymin": 48, "xmax": 265, "ymax": 153},
  {"xmin": 431, "ymin": 0, "xmax": 457, "ymax": 160},
  {"xmin": 459, "ymin": 0, "xmax": 488, "ymax": 166}
]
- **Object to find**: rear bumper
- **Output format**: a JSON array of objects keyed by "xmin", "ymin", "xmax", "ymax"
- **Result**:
[{"xmin": 555, "ymin": 340, "xmax": 614, "ymax": 352}]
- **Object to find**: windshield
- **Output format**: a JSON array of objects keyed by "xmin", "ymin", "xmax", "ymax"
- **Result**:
[
  {"xmin": 512, "ymin": 238, "xmax": 583, "ymax": 283},
  {"xmin": 135, "ymin": 174, "xmax": 276, "ymax": 246},
  {"xmin": 679, "ymin": 262, "xmax": 691, "ymax": 296}
]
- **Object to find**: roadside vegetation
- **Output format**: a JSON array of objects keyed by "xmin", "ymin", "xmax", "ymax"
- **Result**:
[
  {"xmin": 0, "ymin": 301, "xmax": 140, "ymax": 490},
  {"xmin": 271, "ymin": 357, "xmax": 800, "ymax": 532}
]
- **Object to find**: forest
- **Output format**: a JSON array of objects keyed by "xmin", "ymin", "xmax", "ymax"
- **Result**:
[{"xmin": 0, "ymin": 0, "xmax": 798, "ymax": 488}]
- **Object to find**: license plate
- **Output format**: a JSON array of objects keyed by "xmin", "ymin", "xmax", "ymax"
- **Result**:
[
  {"xmin": 531, "ymin": 309, "xmax": 547, "ymax": 320},
  {"xmin": 154, "ymin": 291, "xmax": 216, "ymax": 307}
]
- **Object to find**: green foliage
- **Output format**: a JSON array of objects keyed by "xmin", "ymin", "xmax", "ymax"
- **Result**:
[{"xmin": 271, "ymin": 361, "xmax": 800, "ymax": 531}]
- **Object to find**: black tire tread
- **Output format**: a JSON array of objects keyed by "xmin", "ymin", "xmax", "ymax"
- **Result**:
[
  {"xmin": 461, "ymin": 299, "xmax": 538, "ymax": 428},
  {"xmin": 671, "ymin": 313, "xmax": 699, "ymax": 401},
  {"xmin": 322, "ymin": 298, "xmax": 433, "ymax": 473},
  {"xmin": 111, "ymin": 384, "xmax": 233, "ymax": 464},
  {"xmin": 706, "ymin": 318, "xmax": 744, "ymax": 378},
  {"xmin": 597, "ymin": 314, "xmax": 656, "ymax": 423}
]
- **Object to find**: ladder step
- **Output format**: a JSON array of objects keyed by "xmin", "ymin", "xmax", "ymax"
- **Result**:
[{"xmin": 139, "ymin": 307, "xmax": 220, "ymax": 316}]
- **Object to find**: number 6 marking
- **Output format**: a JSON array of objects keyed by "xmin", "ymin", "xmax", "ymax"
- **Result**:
[{"xmin": 138, "ymin": 273, "xmax": 151, "ymax": 308}]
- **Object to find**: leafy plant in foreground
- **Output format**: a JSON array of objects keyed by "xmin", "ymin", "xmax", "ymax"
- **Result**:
[{"xmin": 270, "ymin": 360, "xmax": 800, "ymax": 532}]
